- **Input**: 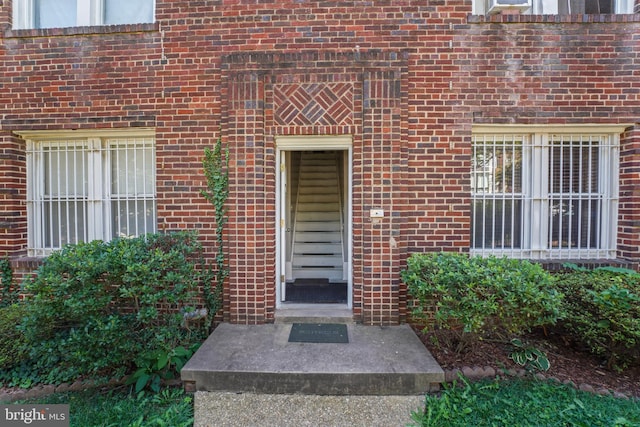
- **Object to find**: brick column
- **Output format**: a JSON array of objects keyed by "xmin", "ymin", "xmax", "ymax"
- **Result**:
[
  {"xmin": 0, "ymin": 132, "xmax": 27, "ymax": 258},
  {"xmin": 225, "ymin": 72, "xmax": 270, "ymax": 324},
  {"xmin": 618, "ymin": 125, "xmax": 640, "ymax": 268},
  {"xmin": 360, "ymin": 70, "xmax": 405, "ymax": 325}
]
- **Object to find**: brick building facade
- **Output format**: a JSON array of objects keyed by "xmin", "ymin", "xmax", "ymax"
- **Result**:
[{"xmin": 1, "ymin": 0, "xmax": 639, "ymax": 325}]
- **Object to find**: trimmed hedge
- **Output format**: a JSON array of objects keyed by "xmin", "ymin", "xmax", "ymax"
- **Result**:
[
  {"xmin": 10, "ymin": 231, "xmax": 212, "ymax": 384},
  {"xmin": 0, "ymin": 304, "xmax": 29, "ymax": 370},
  {"xmin": 402, "ymin": 253, "xmax": 562, "ymax": 337},
  {"xmin": 554, "ymin": 267, "xmax": 640, "ymax": 369}
]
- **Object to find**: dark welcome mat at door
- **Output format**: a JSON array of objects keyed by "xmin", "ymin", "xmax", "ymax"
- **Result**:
[{"xmin": 288, "ymin": 323, "xmax": 349, "ymax": 343}]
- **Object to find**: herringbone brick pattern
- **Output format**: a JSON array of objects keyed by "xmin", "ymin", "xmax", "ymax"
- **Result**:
[{"xmin": 274, "ymin": 83, "xmax": 353, "ymax": 126}]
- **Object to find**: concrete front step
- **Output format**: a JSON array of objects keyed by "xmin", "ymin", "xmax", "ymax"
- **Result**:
[
  {"xmin": 181, "ymin": 323, "xmax": 444, "ymax": 396},
  {"xmin": 194, "ymin": 392, "xmax": 425, "ymax": 427}
]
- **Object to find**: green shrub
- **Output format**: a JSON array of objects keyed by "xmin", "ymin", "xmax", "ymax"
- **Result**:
[
  {"xmin": 0, "ymin": 257, "xmax": 18, "ymax": 308},
  {"xmin": 401, "ymin": 253, "xmax": 562, "ymax": 337},
  {"xmin": 554, "ymin": 268, "xmax": 640, "ymax": 369},
  {"xmin": 0, "ymin": 304, "xmax": 29, "ymax": 369},
  {"xmin": 16, "ymin": 231, "xmax": 211, "ymax": 384}
]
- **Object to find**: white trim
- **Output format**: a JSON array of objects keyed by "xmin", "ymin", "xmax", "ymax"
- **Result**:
[
  {"xmin": 25, "ymin": 132, "xmax": 156, "ymax": 256},
  {"xmin": 12, "ymin": 0, "xmax": 33, "ymax": 30},
  {"xmin": 477, "ymin": 0, "xmax": 633, "ymax": 14},
  {"xmin": 471, "ymin": 126, "xmax": 620, "ymax": 260},
  {"xmin": 473, "ymin": 124, "xmax": 633, "ymax": 134},
  {"xmin": 11, "ymin": 0, "xmax": 156, "ymax": 29},
  {"xmin": 15, "ymin": 128, "xmax": 155, "ymax": 140},
  {"xmin": 275, "ymin": 135, "xmax": 354, "ymax": 150},
  {"xmin": 275, "ymin": 136, "xmax": 353, "ymax": 310}
]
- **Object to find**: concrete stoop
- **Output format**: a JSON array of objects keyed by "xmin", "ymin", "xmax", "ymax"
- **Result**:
[{"xmin": 181, "ymin": 322, "xmax": 444, "ymax": 426}]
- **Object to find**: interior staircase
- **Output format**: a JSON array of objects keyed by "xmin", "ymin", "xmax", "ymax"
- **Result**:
[{"xmin": 291, "ymin": 151, "xmax": 345, "ymax": 282}]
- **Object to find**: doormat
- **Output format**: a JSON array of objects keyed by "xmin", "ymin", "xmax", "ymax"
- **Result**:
[
  {"xmin": 285, "ymin": 280, "xmax": 347, "ymax": 304},
  {"xmin": 288, "ymin": 323, "xmax": 349, "ymax": 344}
]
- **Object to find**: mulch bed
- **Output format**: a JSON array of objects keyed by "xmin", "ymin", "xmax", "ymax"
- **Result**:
[{"xmin": 412, "ymin": 325, "xmax": 640, "ymax": 399}]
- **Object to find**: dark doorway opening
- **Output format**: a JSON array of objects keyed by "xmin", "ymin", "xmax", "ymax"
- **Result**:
[
  {"xmin": 285, "ymin": 279, "xmax": 347, "ymax": 304},
  {"xmin": 282, "ymin": 149, "xmax": 348, "ymax": 304}
]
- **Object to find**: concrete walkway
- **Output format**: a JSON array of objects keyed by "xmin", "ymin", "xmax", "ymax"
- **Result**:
[{"xmin": 194, "ymin": 392, "xmax": 425, "ymax": 427}]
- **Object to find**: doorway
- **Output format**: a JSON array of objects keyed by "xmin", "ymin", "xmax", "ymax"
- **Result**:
[{"xmin": 276, "ymin": 136, "xmax": 352, "ymax": 307}]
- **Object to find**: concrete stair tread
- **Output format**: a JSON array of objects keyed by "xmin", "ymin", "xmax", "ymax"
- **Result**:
[
  {"xmin": 292, "ymin": 269, "xmax": 343, "ymax": 280},
  {"xmin": 294, "ymin": 231, "xmax": 342, "ymax": 242},
  {"xmin": 295, "ymin": 222, "xmax": 341, "ymax": 232}
]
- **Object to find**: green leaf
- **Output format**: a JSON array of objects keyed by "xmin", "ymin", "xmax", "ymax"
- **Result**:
[
  {"xmin": 511, "ymin": 338, "xmax": 523, "ymax": 347},
  {"xmin": 536, "ymin": 357, "xmax": 550, "ymax": 371},
  {"xmin": 512, "ymin": 352, "xmax": 526, "ymax": 365},
  {"xmin": 172, "ymin": 346, "xmax": 190, "ymax": 357},
  {"xmin": 150, "ymin": 375, "xmax": 162, "ymax": 393},
  {"xmin": 135, "ymin": 373, "xmax": 150, "ymax": 393},
  {"xmin": 156, "ymin": 353, "xmax": 170, "ymax": 370}
]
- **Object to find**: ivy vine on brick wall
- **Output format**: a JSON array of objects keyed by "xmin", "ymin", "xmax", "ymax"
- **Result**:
[{"xmin": 201, "ymin": 138, "xmax": 229, "ymax": 326}]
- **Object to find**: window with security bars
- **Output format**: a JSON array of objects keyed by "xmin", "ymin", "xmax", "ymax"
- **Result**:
[
  {"xmin": 27, "ymin": 135, "xmax": 156, "ymax": 256},
  {"xmin": 476, "ymin": 0, "xmax": 633, "ymax": 14},
  {"xmin": 471, "ymin": 129, "xmax": 619, "ymax": 260},
  {"xmin": 12, "ymin": 0, "xmax": 155, "ymax": 30}
]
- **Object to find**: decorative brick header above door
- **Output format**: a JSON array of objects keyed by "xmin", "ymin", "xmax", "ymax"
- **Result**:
[
  {"xmin": 273, "ymin": 82, "xmax": 354, "ymax": 127},
  {"xmin": 220, "ymin": 50, "xmax": 409, "ymax": 325}
]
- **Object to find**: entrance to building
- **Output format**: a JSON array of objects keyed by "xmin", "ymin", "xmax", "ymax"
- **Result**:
[{"xmin": 276, "ymin": 137, "xmax": 352, "ymax": 307}]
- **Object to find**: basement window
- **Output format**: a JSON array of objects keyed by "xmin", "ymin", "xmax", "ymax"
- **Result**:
[
  {"xmin": 12, "ymin": 0, "xmax": 155, "ymax": 30},
  {"xmin": 471, "ymin": 126, "xmax": 622, "ymax": 260},
  {"xmin": 20, "ymin": 130, "xmax": 157, "ymax": 257}
]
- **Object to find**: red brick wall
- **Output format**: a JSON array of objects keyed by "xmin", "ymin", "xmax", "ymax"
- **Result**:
[
  {"xmin": 0, "ymin": 133, "xmax": 27, "ymax": 256},
  {"xmin": 619, "ymin": 127, "xmax": 640, "ymax": 264},
  {"xmin": 1, "ymin": 1, "xmax": 639, "ymax": 324}
]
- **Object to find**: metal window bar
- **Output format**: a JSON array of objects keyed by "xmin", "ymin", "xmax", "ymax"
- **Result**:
[
  {"xmin": 474, "ymin": 130, "xmax": 616, "ymax": 260},
  {"xmin": 108, "ymin": 137, "xmax": 156, "ymax": 239},
  {"xmin": 471, "ymin": 134, "xmax": 524, "ymax": 258},
  {"xmin": 27, "ymin": 136, "xmax": 156, "ymax": 256},
  {"xmin": 548, "ymin": 134, "xmax": 606, "ymax": 258},
  {"xmin": 29, "ymin": 140, "xmax": 89, "ymax": 254}
]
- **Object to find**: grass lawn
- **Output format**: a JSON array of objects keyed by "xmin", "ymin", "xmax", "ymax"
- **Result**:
[
  {"xmin": 5, "ymin": 379, "xmax": 639, "ymax": 426},
  {"xmin": 7, "ymin": 386, "xmax": 192, "ymax": 427},
  {"xmin": 412, "ymin": 378, "xmax": 640, "ymax": 427}
]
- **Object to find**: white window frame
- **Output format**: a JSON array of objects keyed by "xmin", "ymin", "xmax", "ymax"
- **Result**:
[
  {"xmin": 471, "ymin": 125, "xmax": 626, "ymax": 260},
  {"xmin": 12, "ymin": 0, "xmax": 155, "ymax": 30},
  {"xmin": 475, "ymin": 0, "xmax": 633, "ymax": 14},
  {"xmin": 18, "ymin": 128, "xmax": 157, "ymax": 257}
]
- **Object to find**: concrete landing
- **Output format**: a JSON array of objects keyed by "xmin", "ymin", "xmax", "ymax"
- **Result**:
[{"xmin": 181, "ymin": 323, "xmax": 444, "ymax": 395}]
